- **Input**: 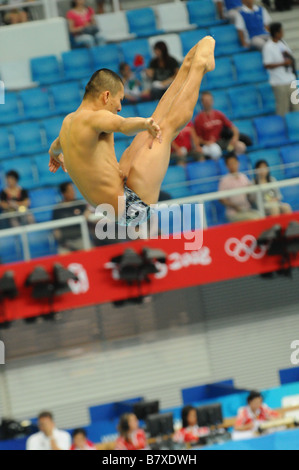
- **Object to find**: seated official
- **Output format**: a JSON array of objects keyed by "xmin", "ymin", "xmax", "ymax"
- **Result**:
[
  {"xmin": 173, "ymin": 406, "xmax": 210, "ymax": 445},
  {"xmin": 26, "ymin": 411, "xmax": 71, "ymax": 451},
  {"xmin": 234, "ymin": 390, "xmax": 280, "ymax": 432},
  {"xmin": 115, "ymin": 414, "xmax": 148, "ymax": 450}
]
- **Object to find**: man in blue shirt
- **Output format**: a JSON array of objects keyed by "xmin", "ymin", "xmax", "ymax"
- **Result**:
[{"xmin": 235, "ymin": 0, "xmax": 272, "ymax": 51}]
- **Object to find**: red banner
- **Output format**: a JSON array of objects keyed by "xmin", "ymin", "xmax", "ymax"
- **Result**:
[{"xmin": 1, "ymin": 213, "xmax": 299, "ymax": 322}]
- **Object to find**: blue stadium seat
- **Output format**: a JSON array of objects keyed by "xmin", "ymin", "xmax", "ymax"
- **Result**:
[
  {"xmin": 0, "ymin": 92, "xmax": 22, "ymax": 125},
  {"xmin": 187, "ymin": 0, "xmax": 224, "ymax": 27},
  {"xmin": 285, "ymin": 111, "xmax": 299, "ymax": 143},
  {"xmin": 62, "ymin": 49, "xmax": 93, "ymax": 81},
  {"xmin": 206, "ymin": 57, "xmax": 237, "ymax": 90},
  {"xmin": 33, "ymin": 154, "xmax": 71, "ymax": 187},
  {"xmin": 0, "ymin": 236, "xmax": 23, "ymax": 264},
  {"xmin": 0, "ymin": 157, "xmax": 37, "ymax": 189},
  {"xmin": 234, "ymin": 119, "xmax": 259, "ymax": 150},
  {"xmin": 114, "ymin": 140, "xmax": 130, "ymax": 162},
  {"xmin": 212, "ymin": 200, "xmax": 228, "ymax": 226},
  {"xmin": 90, "ymin": 45, "xmax": 121, "ymax": 74},
  {"xmin": 28, "ymin": 231, "xmax": 58, "ymax": 259},
  {"xmin": 119, "ymin": 104, "xmax": 137, "ymax": 119},
  {"xmin": 218, "ymin": 154, "xmax": 251, "ymax": 176},
  {"xmin": 179, "ymin": 29, "xmax": 209, "ymax": 57},
  {"xmin": 30, "ymin": 55, "xmax": 63, "ymax": 85},
  {"xmin": 233, "ymin": 52, "xmax": 269, "ymax": 84},
  {"xmin": 280, "ymin": 185, "xmax": 299, "ymax": 212},
  {"xmin": 50, "ymin": 82, "xmax": 82, "ymax": 114},
  {"xmin": 0, "ymin": 128, "xmax": 14, "ymax": 160},
  {"xmin": 186, "ymin": 160, "xmax": 220, "ymax": 194},
  {"xmin": 126, "ymin": 8, "xmax": 164, "ymax": 37},
  {"xmin": 19, "ymin": 88, "xmax": 54, "ymax": 120},
  {"xmin": 228, "ymin": 86, "xmax": 261, "ymax": 119},
  {"xmin": 161, "ymin": 166, "xmax": 191, "ymax": 199},
  {"xmin": 135, "ymin": 100, "xmax": 159, "ymax": 118},
  {"xmin": 42, "ymin": 117, "xmax": 64, "ymax": 146},
  {"xmin": 119, "ymin": 39, "xmax": 152, "ymax": 69},
  {"xmin": 280, "ymin": 146, "xmax": 299, "ymax": 179},
  {"xmin": 253, "ymin": 116, "xmax": 289, "ymax": 148},
  {"xmin": 256, "ymin": 83, "xmax": 276, "ymax": 115},
  {"xmin": 11, "ymin": 122, "xmax": 46, "ymax": 156},
  {"xmin": 210, "ymin": 90, "xmax": 232, "ymax": 119},
  {"xmin": 249, "ymin": 149, "xmax": 285, "ymax": 181},
  {"xmin": 29, "ymin": 187, "xmax": 60, "ymax": 223},
  {"xmin": 209, "ymin": 25, "xmax": 244, "ymax": 57}
]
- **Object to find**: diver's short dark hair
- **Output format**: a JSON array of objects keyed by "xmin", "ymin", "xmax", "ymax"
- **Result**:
[{"xmin": 84, "ymin": 69, "xmax": 123, "ymax": 99}]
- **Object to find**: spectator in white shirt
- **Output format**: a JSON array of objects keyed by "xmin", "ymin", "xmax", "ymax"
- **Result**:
[
  {"xmin": 26, "ymin": 411, "xmax": 71, "ymax": 451},
  {"xmin": 213, "ymin": 0, "xmax": 242, "ymax": 23},
  {"xmin": 235, "ymin": 0, "xmax": 272, "ymax": 51},
  {"xmin": 263, "ymin": 22, "xmax": 299, "ymax": 116}
]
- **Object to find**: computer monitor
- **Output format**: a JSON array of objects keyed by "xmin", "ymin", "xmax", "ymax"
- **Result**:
[
  {"xmin": 196, "ymin": 403, "xmax": 223, "ymax": 427},
  {"xmin": 133, "ymin": 400, "xmax": 160, "ymax": 421},
  {"xmin": 146, "ymin": 412, "xmax": 174, "ymax": 438}
]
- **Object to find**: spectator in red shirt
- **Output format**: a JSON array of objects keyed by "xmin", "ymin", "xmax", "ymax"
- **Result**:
[
  {"xmin": 71, "ymin": 428, "xmax": 96, "ymax": 450},
  {"xmin": 234, "ymin": 391, "xmax": 280, "ymax": 432},
  {"xmin": 173, "ymin": 406, "xmax": 210, "ymax": 445},
  {"xmin": 67, "ymin": 0, "xmax": 104, "ymax": 48},
  {"xmin": 171, "ymin": 122, "xmax": 205, "ymax": 166},
  {"xmin": 115, "ymin": 413, "xmax": 147, "ymax": 450},
  {"xmin": 194, "ymin": 91, "xmax": 248, "ymax": 160}
]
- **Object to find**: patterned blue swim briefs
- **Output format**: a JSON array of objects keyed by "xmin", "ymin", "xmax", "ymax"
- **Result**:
[{"xmin": 118, "ymin": 183, "xmax": 153, "ymax": 227}]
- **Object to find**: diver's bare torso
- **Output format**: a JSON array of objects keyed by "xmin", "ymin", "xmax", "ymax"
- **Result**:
[{"xmin": 59, "ymin": 110, "xmax": 125, "ymax": 211}]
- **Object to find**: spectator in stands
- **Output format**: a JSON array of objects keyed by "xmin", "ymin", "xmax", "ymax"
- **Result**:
[
  {"xmin": 119, "ymin": 63, "xmax": 150, "ymax": 103},
  {"xmin": 263, "ymin": 23, "xmax": 299, "ymax": 116},
  {"xmin": 67, "ymin": 0, "xmax": 104, "ymax": 48},
  {"xmin": 194, "ymin": 92, "xmax": 248, "ymax": 161},
  {"xmin": 95, "ymin": 0, "xmax": 104, "ymax": 14},
  {"xmin": 213, "ymin": 0, "xmax": 242, "ymax": 23},
  {"xmin": 254, "ymin": 160, "xmax": 292, "ymax": 216},
  {"xmin": 1, "ymin": 0, "xmax": 35, "ymax": 25},
  {"xmin": 115, "ymin": 413, "xmax": 147, "ymax": 450},
  {"xmin": 235, "ymin": 390, "xmax": 280, "ymax": 432},
  {"xmin": 53, "ymin": 182, "xmax": 89, "ymax": 254},
  {"xmin": 171, "ymin": 122, "xmax": 205, "ymax": 166},
  {"xmin": 71, "ymin": 428, "xmax": 96, "ymax": 450},
  {"xmin": 146, "ymin": 41, "xmax": 180, "ymax": 100},
  {"xmin": 0, "ymin": 170, "xmax": 33, "ymax": 228},
  {"xmin": 219, "ymin": 153, "xmax": 262, "ymax": 222},
  {"xmin": 26, "ymin": 411, "xmax": 71, "ymax": 451},
  {"xmin": 173, "ymin": 406, "xmax": 210, "ymax": 445},
  {"xmin": 235, "ymin": 0, "xmax": 272, "ymax": 51}
]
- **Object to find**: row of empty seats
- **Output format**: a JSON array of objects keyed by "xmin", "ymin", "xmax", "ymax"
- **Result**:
[
  {"xmin": 29, "ymin": 25, "xmax": 244, "ymax": 87},
  {"xmin": 95, "ymin": 1, "xmax": 224, "ymax": 42}
]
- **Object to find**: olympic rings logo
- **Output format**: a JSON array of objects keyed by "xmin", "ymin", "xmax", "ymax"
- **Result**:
[{"xmin": 224, "ymin": 235, "xmax": 267, "ymax": 263}]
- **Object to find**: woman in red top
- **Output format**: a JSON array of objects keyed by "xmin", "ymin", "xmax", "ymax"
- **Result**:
[
  {"xmin": 234, "ymin": 391, "xmax": 280, "ymax": 432},
  {"xmin": 173, "ymin": 406, "xmax": 210, "ymax": 445},
  {"xmin": 115, "ymin": 414, "xmax": 148, "ymax": 450},
  {"xmin": 67, "ymin": 0, "xmax": 104, "ymax": 48}
]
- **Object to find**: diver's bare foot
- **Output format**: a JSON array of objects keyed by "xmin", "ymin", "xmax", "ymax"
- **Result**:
[{"xmin": 195, "ymin": 36, "xmax": 216, "ymax": 73}]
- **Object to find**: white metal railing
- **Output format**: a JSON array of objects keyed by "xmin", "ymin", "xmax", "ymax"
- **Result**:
[
  {"xmin": 0, "ymin": 177, "xmax": 298, "ymax": 261},
  {"xmin": 0, "ymin": 215, "xmax": 91, "ymax": 261}
]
